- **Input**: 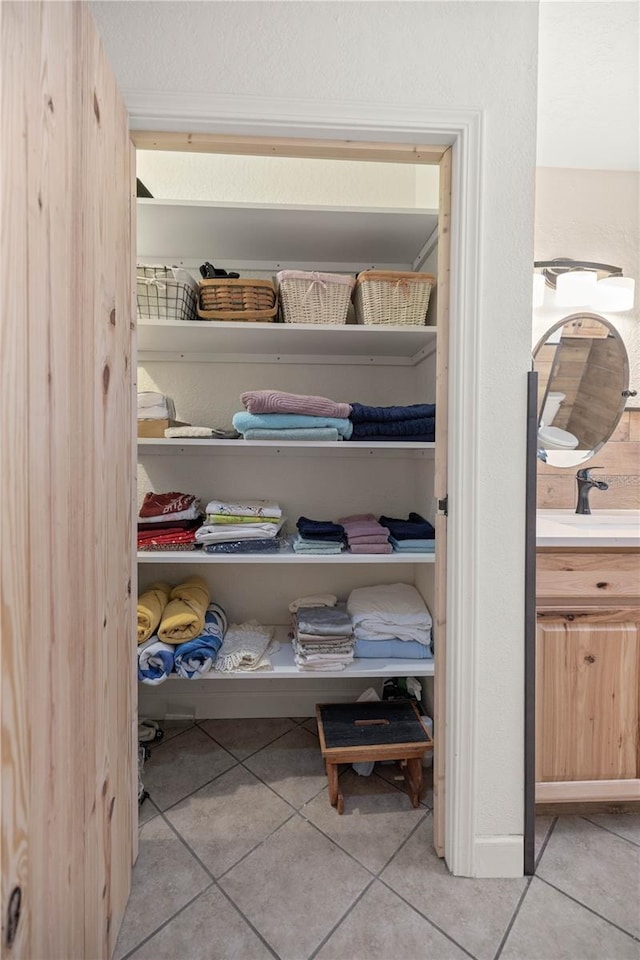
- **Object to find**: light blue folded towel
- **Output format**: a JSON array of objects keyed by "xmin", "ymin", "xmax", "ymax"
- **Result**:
[
  {"xmin": 354, "ymin": 638, "xmax": 433, "ymax": 659},
  {"xmin": 243, "ymin": 427, "xmax": 341, "ymax": 441},
  {"xmin": 293, "ymin": 534, "xmax": 344, "ymax": 554},
  {"xmin": 173, "ymin": 603, "xmax": 228, "ymax": 679},
  {"xmin": 390, "ymin": 536, "xmax": 435, "ymax": 552},
  {"xmin": 233, "ymin": 411, "xmax": 353, "ymax": 439}
]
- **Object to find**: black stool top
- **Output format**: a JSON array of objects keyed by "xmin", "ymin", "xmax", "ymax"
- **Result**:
[{"xmin": 318, "ymin": 700, "xmax": 429, "ymax": 749}]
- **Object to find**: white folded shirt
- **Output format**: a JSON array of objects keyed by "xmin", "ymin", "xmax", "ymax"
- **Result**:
[
  {"xmin": 205, "ymin": 499, "xmax": 282, "ymax": 520},
  {"xmin": 195, "ymin": 517, "xmax": 285, "ymax": 543}
]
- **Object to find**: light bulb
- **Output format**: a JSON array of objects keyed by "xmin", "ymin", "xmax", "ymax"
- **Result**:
[
  {"xmin": 532, "ymin": 273, "xmax": 545, "ymax": 309},
  {"xmin": 555, "ymin": 270, "xmax": 597, "ymax": 307},
  {"xmin": 594, "ymin": 276, "xmax": 635, "ymax": 312}
]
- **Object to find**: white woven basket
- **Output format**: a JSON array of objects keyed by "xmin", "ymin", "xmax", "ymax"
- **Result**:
[
  {"xmin": 277, "ymin": 270, "xmax": 355, "ymax": 325},
  {"xmin": 354, "ymin": 270, "xmax": 435, "ymax": 326}
]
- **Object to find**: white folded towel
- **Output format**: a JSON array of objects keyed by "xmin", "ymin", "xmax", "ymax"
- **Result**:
[
  {"xmin": 347, "ymin": 583, "xmax": 432, "ymax": 645},
  {"xmin": 205, "ymin": 499, "xmax": 282, "ymax": 520},
  {"xmin": 137, "ymin": 391, "xmax": 175, "ymax": 421},
  {"xmin": 195, "ymin": 517, "xmax": 285, "ymax": 544},
  {"xmin": 215, "ymin": 621, "xmax": 276, "ymax": 672}
]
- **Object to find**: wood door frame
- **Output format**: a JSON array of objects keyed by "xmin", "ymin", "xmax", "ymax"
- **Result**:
[{"xmin": 130, "ymin": 105, "xmax": 490, "ymax": 877}]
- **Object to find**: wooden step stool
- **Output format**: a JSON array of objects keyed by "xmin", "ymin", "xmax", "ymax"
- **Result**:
[{"xmin": 316, "ymin": 700, "xmax": 433, "ymax": 814}]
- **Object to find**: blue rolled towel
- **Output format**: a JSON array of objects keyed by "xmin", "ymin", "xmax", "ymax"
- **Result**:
[
  {"xmin": 173, "ymin": 603, "xmax": 227, "ymax": 678},
  {"xmin": 232, "ymin": 411, "xmax": 353, "ymax": 439},
  {"xmin": 351, "ymin": 416, "xmax": 435, "ymax": 438},
  {"xmin": 297, "ymin": 516, "xmax": 345, "ymax": 540},
  {"xmin": 349, "ymin": 402, "xmax": 436, "ymax": 424},
  {"xmin": 138, "ymin": 636, "xmax": 175, "ymax": 686},
  {"xmin": 379, "ymin": 513, "xmax": 435, "ymax": 541}
]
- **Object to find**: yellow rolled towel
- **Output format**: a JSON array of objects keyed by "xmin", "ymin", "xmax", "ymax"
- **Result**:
[
  {"xmin": 158, "ymin": 576, "xmax": 211, "ymax": 643},
  {"xmin": 137, "ymin": 582, "xmax": 172, "ymax": 644}
]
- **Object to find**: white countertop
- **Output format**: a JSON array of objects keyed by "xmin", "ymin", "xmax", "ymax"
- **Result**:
[{"xmin": 537, "ymin": 510, "xmax": 640, "ymax": 548}]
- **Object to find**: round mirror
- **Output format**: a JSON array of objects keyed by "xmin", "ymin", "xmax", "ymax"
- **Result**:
[{"xmin": 533, "ymin": 313, "xmax": 629, "ymax": 467}]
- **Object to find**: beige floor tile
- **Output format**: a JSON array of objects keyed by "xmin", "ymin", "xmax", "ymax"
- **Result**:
[
  {"xmin": 315, "ymin": 880, "xmax": 469, "ymax": 960},
  {"xmin": 143, "ymin": 726, "xmax": 236, "ymax": 811},
  {"xmin": 113, "ymin": 817, "xmax": 211, "ymax": 960},
  {"xmin": 127, "ymin": 885, "xmax": 274, "ymax": 960},
  {"xmin": 535, "ymin": 815, "xmax": 555, "ymax": 862},
  {"xmin": 537, "ymin": 816, "xmax": 640, "ymax": 938},
  {"xmin": 244, "ymin": 725, "xmax": 327, "ymax": 808},
  {"xmin": 374, "ymin": 761, "xmax": 433, "ymax": 808},
  {"xmin": 165, "ymin": 764, "xmax": 293, "ymax": 877},
  {"xmin": 302, "ymin": 768, "xmax": 425, "ymax": 873},
  {"xmin": 220, "ymin": 815, "xmax": 370, "ymax": 960},
  {"xmin": 301, "ymin": 717, "xmax": 318, "ymax": 736},
  {"xmin": 199, "ymin": 716, "xmax": 296, "ymax": 760},
  {"xmin": 380, "ymin": 815, "xmax": 526, "ymax": 960},
  {"xmin": 585, "ymin": 813, "xmax": 640, "ymax": 847},
  {"xmin": 138, "ymin": 796, "xmax": 159, "ymax": 827},
  {"xmin": 501, "ymin": 877, "xmax": 640, "ymax": 960},
  {"xmin": 157, "ymin": 719, "xmax": 195, "ymax": 743}
]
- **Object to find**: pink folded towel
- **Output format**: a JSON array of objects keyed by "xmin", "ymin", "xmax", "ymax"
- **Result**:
[
  {"xmin": 343, "ymin": 520, "xmax": 390, "ymax": 538},
  {"xmin": 337, "ymin": 513, "xmax": 375, "ymax": 524},
  {"xmin": 347, "ymin": 533, "xmax": 392, "ymax": 545},
  {"xmin": 348, "ymin": 543, "xmax": 394, "ymax": 555},
  {"xmin": 241, "ymin": 390, "xmax": 351, "ymax": 419}
]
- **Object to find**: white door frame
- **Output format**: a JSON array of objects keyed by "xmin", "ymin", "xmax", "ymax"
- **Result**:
[{"xmin": 128, "ymin": 92, "xmax": 488, "ymax": 877}]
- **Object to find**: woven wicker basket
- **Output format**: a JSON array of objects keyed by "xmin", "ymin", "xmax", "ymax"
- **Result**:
[
  {"xmin": 354, "ymin": 270, "xmax": 435, "ymax": 326},
  {"xmin": 197, "ymin": 279, "xmax": 278, "ymax": 322},
  {"xmin": 137, "ymin": 265, "xmax": 199, "ymax": 322},
  {"xmin": 277, "ymin": 270, "xmax": 355, "ymax": 325}
]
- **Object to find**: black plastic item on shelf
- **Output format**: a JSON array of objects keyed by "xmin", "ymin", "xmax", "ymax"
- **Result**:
[{"xmin": 199, "ymin": 261, "xmax": 240, "ymax": 280}]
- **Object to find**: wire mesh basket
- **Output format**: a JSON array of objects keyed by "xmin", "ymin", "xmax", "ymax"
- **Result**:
[{"xmin": 136, "ymin": 265, "xmax": 199, "ymax": 322}]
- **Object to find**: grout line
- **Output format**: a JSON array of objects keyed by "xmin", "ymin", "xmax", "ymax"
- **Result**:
[
  {"xmin": 196, "ymin": 717, "xmax": 301, "ymax": 763},
  {"xmin": 492, "ymin": 877, "xmax": 533, "ymax": 960},
  {"xmin": 213, "ymin": 880, "xmax": 282, "ymax": 960},
  {"xmin": 159, "ymin": 809, "xmax": 218, "ymax": 883},
  {"xmin": 215, "ymin": 811, "xmax": 299, "ymax": 882},
  {"xmin": 306, "ymin": 877, "xmax": 377, "ymax": 960},
  {"xmin": 534, "ymin": 815, "xmax": 557, "ymax": 868},
  {"xmin": 581, "ymin": 815, "xmax": 640, "ymax": 849},
  {"xmin": 375, "ymin": 812, "xmax": 428, "ymax": 877},
  {"xmin": 297, "ymin": 813, "xmax": 382, "ymax": 880},
  {"xmin": 536, "ymin": 876, "xmax": 640, "ymax": 943},
  {"xmin": 116, "ymin": 882, "xmax": 215, "ymax": 960},
  {"xmin": 153, "ymin": 758, "xmax": 240, "ymax": 815}
]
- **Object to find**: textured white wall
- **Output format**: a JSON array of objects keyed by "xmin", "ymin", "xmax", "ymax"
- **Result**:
[
  {"xmin": 533, "ymin": 168, "xmax": 640, "ymax": 400},
  {"xmin": 537, "ymin": 1, "xmax": 639, "ymax": 169},
  {"xmin": 92, "ymin": 0, "xmax": 539, "ymax": 866}
]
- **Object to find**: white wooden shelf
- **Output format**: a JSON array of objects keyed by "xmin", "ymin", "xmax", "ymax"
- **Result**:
[
  {"xmin": 137, "ymin": 198, "xmax": 438, "ymax": 270},
  {"xmin": 137, "ymin": 550, "xmax": 435, "ymax": 564},
  {"xmin": 137, "ymin": 320, "xmax": 437, "ymax": 366},
  {"xmin": 146, "ymin": 627, "xmax": 435, "ymax": 680},
  {"xmin": 138, "ymin": 438, "xmax": 435, "ymax": 459}
]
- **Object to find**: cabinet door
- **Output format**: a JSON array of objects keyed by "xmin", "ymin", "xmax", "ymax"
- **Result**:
[
  {"xmin": 1, "ymin": 4, "xmax": 134, "ymax": 958},
  {"xmin": 536, "ymin": 621, "xmax": 640, "ymax": 783}
]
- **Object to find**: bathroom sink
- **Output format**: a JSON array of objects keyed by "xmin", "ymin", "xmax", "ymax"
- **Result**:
[{"xmin": 537, "ymin": 510, "xmax": 640, "ymax": 547}]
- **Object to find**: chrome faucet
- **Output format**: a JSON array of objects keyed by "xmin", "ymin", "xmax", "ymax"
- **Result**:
[{"xmin": 575, "ymin": 467, "xmax": 608, "ymax": 515}]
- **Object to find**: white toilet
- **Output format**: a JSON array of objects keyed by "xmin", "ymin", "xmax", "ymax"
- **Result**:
[{"xmin": 538, "ymin": 391, "xmax": 579, "ymax": 450}]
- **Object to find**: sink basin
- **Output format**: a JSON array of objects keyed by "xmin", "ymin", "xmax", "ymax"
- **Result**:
[{"xmin": 537, "ymin": 510, "xmax": 640, "ymax": 546}]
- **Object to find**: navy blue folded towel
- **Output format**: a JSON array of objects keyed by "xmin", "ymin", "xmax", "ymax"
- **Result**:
[
  {"xmin": 350, "ymin": 433, "xmax": 434, "ymax": 443},
  {"xmin": 351, "ymin": 417, "xmax": 435, "ymax": 439},
  {"xmin": 378, "ymin": 512, "xmax": 435, "ymax": 541},
  {"xmin": 297, "ymin": 516, "xmax": 345, "ymax": 540},
  {"xmin": 349, "ymin": 402, "xmax": 436, "ymax": 424}
]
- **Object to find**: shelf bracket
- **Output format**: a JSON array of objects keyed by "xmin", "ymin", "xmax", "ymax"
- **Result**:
[{"xmin": 437, "ymin": 495, "xmax": 448, "ymax": 517}]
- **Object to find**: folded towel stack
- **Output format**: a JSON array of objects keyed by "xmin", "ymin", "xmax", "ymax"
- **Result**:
[
  {"xmin": 233, "ymin": 390, "xmax": 353, "ymax": 441},
  {"xmin": 338, "ymin": 513, "xmax": 392, "ymax": 555},
  {"xmin": 137, "ymin": 390, "xmax": 176, "ymax": 422},
  {"xmin": 197, "ymin": 499, "xmax": 285, "ymax": 552},
  {"xmin": 289, "ymin": 595, "xmax": 354, "ymax": 671},
  {"xmin": 137, "ymin": 491, "xmax": 202, "ymax": 551},
  {"xmin": 294, "ymin": 516, "xmax": 345, "ymax": 554},
  {"xmin": 379, "ymin": 512, "xmax": 436, "ymax": 554},
  {"xmin": 349, "ymin": 402, "xmax": 436, "ymax": 442},
  {"xmin": 347, "ymin": 583, "xmax": 433, "ymax": 658}
]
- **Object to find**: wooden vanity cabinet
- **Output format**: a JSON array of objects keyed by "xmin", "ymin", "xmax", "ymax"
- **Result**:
[{"xmin": 536, "ymin": 550, "xmax": 640, "ymax": 805}]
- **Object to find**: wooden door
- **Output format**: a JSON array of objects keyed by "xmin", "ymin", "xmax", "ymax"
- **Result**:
[
  {"xmin": 535, "ymin": 620, "xmax": 640, "ymax": 783},
  {"xmin": 1, "ymin": 3, "xmax": 135, "ymax": 957}
]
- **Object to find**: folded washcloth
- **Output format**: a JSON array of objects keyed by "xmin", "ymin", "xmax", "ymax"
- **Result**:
[
  {"xmin": 289, "ymin": 594, "xmax": 338, "ymax": 613},
  {"xmin": 139, "ymin": 491, "xmax": 197, "ymax": 518},
  {"xmin": 293, "ymin": 535, "xmax": 344, "ymax": 554},
  {"xmin": 137, "ymin": 581, "xmax": 172, "ymax": 644},
  {"xmin": 354, "ymin": 638, "xmax": 433, "ymax": 659},
  {"xmin": 232, "ymin": 411, "xmax": 353, "ymax": 439},
  {"xmin": 379, "ymin": 513, "xmax": 435, "ymax": 541},
  {"xmin": 138, "ymin": 636, "xmax": 175, "ymax": 685},
  {"xmin": 215, "ymin": 621, "xmax": 276, "ymax": 672},
  {"xmin": 158, "ymin": 576, "xmax": 210, "ymax": 643},
  {"xmin": 173, "ymin": 603, "xmax": 227, "ymax": 679},
  {"xmin": 348, "ymin": 543, "xmax": 393, "ymax": 554},
  {"xmin": 350, "ymin": 417, "xmax": 435, "ymax": 439},
  {"xmin": 241, "ymin": 390, "xmax": 351, "ymax": 420},
  {"xmin": 205, "ymin": 499, "xmax": 282, "ymax": 520},
  {"xmin": 348, "ymin": 583, "xmax": 433, "ymax": 645},
  {"xmin": 349, "ymin": 402, "xmax": 436, "ymax": 424},
  {"xmin": 243, "ymin": 428, "xmax": 341, "ymax": 442},
  {"xmin": 297, "ymin": 516, "xmax": 345, "ymax": 540},
  {"xmin": 296, "ymin": 605, "xmax": 352, "ymax": 637},
  {"xmin": 203, "ymin": 538, "xmax": 282, "ymax": 554},
  {"xmin": 164, "ymin": 426, "xmax": 214, "ymax": 438},
  {"xmin": 390, "ymin": 536, "xmax": 436, "ymax": 552}
]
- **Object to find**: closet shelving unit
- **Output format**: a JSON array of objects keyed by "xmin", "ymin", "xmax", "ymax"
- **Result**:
[{"xmin": 136, "ymin": 192, "xmax": 442, "ymax": 712}]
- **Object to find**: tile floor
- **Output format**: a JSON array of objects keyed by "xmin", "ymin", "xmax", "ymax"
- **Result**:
[{"xmin": 116, "ymin": 718, "xmax": 640, "ymax": 960}]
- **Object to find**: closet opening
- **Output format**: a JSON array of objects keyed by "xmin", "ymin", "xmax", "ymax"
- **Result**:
[{"xmin": 131, "ymin": 133, "xmax": 451, "ymax": 857}]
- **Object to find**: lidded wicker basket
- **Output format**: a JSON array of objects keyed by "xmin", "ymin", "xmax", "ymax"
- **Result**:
[
  {"xmin": 277, "ymin": 270, "xmax": 355, "ymax": 325},
  {"xmin": 197, "ymin": 279, "xmax": 278, "ymax": 322},
  {"xmin": 354, "ymin": 270, "xmax": 435, "ymax": 326}
]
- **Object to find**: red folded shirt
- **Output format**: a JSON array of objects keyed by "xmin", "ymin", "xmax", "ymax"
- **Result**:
[
  {"xmin": 137, "ymin": 518, "xmax": 200, "ymax": 532},
  {"xmin": 139, "ymin": 491, "xmax": 197, "ymax": 519},
  {"xmin": 137, "ymin": 528, "xmax": 198, "ymax": 547}
]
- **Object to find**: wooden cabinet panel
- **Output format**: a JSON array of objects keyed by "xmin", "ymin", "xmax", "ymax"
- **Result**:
[
  {"xmin": 536, "ymin": 621, "xmax": 640, "ymax": 783},
  {"xmin": 537, "ymin": 552, "xmax": 640, "ymax": 601}
]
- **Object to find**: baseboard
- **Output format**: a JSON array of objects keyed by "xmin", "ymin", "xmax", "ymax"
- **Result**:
[{"xmin": 471, "ymin": 836, "xmax": 523, "ymax": 878}]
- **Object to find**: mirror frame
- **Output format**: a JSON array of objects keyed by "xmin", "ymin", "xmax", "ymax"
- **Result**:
[{"xmin": 532, "ymin": 312, "xmax": 630, "ymax": 467}]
